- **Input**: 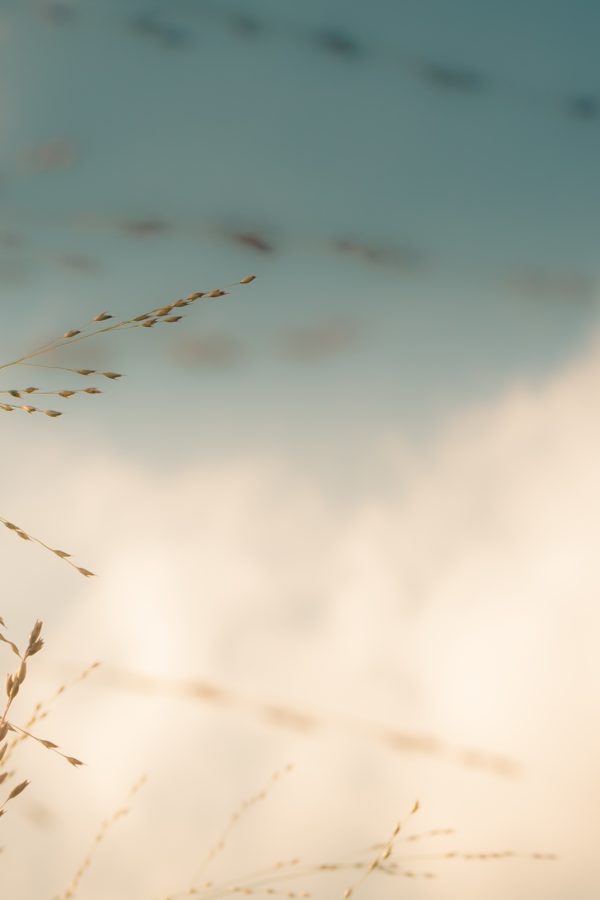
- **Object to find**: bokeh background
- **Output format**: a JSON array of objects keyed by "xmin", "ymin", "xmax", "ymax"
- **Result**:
[{"xmin": 1, "ymin": 1, "xmax": 599, "ymax": 897}]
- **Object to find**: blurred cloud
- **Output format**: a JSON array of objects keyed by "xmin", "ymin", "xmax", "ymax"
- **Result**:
[
  {"xmin": 3, "ymin": 329, "xmax": 600, "ymax": 897},
  {"xmin": 19, "ymin": 138, "xmax": 78, "ymax": 173},
  {"xmin": 36, "ymin": 2, "xmax": 77, "ymax": 27},
  {"xmin": 225, "ymin": 229, "xmax": 275, "ymax": 255},
  {"xmin": 506, "ymin": 269, "xmax": 595, "ymax": 304},
  {"xmin": 171, "ymin": 332, "xmax": 246, "ymax": 369},
  {"xmin": 331, "ymin": 238, "xmax": 423, "ymax": 271},
  {"xmin": 312, "ymin": 28, "xmax": 364, "ymax": 61},
  {"xmin": 0, "ymin": 229, "xmax": 26, "ymax": 249},
  {"xmin": 418, "ymin": 61, "xmax": 487, "ymax": 94},
  {"xmin": 278, "ymin": 317, "xmax": 360, "ymax": 361},
  {"xmin": 53, "ymin": 252, "xmax": 99, "ymax": 273},
  {"xmin": 117, "ymin": 0, "xmax": 600, "ymax": 125},
  {"xmin": 128, "ymin": 12, "xmax": 188, "ymax": 49},
  {"xmin": 119, "ymin": 219, "xmax": 169, "ymax": 237},
  {"xmin": 167, "ymin": 317, "xmax": 362, "ymax": 370}
]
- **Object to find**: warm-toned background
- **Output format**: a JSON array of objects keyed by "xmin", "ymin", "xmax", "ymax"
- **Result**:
[{"xmin": 1, "ymin": 1, "xmax": 599, "ymax": 898}]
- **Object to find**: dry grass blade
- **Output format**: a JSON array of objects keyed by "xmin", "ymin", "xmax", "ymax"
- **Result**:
[
  {"xmin": 0, "ymin": 516, "xmax": 95, "ymax": 579},
  {"xmin": 164, "ymin": 765, "xmax": 294, "ymax": 900},
  {"xmin": 0, "ymin": 277, "xmax": 256, "ymax": 573},
  {"xmin": 55, "ymin": 775, "xmax": 147, "ymax": 900},
  {"xmin": 0, "ymin": 619, "xmax": 81, "ymax": 819},
  {"xmin": 0, "ymin": 402, "xmax": 64, "ymax": 417},
  {"xmin": 342, "ymin": 801, "xmax": 418, "ymax": 899},
  {"xmin": 0, "ymin": 386, "xmax": 104, "ymax": 418},
  {"xmin": 3, "ymin": 661, "xmax": 101, "ymax": 766},
  {"xmin": 1, "ymin": 619, "xmax": 44, "ymax": 727},
  {"xmin": 99, "ymin": 667, "xmax": 519, "ymax": 777},
  {"xmin": 0, "ymin": 779, "xmax": 30, "ymax": 819},
  {"xmin": 158, "ymin": 794, "xmax": 556, "ymax": 900},
  {"xmin": 0, "ymin": 276, "xmax": 255, "ymax": 376},
  {"xmin": 3, "ymin": 721, "xmax": 84, "ymax": 768}
]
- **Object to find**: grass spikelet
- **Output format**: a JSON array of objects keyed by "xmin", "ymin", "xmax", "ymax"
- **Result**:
[
  {"xmin": 55, "ymin": 775, "xmax": 147, "ymax": 900},
  {"xmin": 164, "ymin": 765, "xmax": 295, "ymax": 900},
  {"xmin": 0, "ymin": 276, "xmax": 256, "ymax": 379},
  {"xmin": 3, "ymin": 661, "xmax": 100, "ymax": 766},
  {"xmin": 0, "ymin": 277, "xmax": 256, "ymax": 572},
  {"xmin": 0, "ymin": 516, "xmax": 95, "ymax": 579},
  {"xmin": 0, "ymin": 619, "xmax": 82, "ymax": 818},
  {"xmin": 0, "ymin": 779, "xmax": 30, "ymax": 818},
  {"xmin": 341, "ymin": 802, "xmax": 417, "ymax": 899},
  {"xmin": 166, "ymin": 795, "xmax": 557, "ymax": 900}
]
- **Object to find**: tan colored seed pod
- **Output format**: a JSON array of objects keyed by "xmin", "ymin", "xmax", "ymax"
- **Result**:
[
  {"xmin": 8, "ymin": 780, "xmax": 30, "ymax": 801},
  {"xmin": 29, "ymin": 621, "xmax": 43, "ymax": 643}
]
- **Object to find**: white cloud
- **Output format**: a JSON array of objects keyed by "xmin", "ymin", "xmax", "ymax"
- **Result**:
[{"xmin": 2, "ymin": 339, "xmax": 600, "ymax": 897}]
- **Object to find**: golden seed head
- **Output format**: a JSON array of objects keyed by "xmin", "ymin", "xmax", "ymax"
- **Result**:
[{"xmin": 7, "ymin": 780, "xmax": 30, "ymax": 801}]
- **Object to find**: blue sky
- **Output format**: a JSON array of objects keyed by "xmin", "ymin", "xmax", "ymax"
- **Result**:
[{"xmin": 1, "ymin": 0, "xmax": 599, "ymax": 474}]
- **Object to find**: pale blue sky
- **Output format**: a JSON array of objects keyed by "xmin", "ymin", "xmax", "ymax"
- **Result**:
[{"xmin": 1, "ymin": 0, "xmax": 599, "ymax": 469}]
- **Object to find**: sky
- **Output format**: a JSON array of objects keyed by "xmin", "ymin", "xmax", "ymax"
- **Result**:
[{"xmin": 0, "ymin": 2, "xmax": 599, "ymax": 899}]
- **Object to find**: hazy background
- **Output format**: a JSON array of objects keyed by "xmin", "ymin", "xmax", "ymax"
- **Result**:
[{"xmin": 1, "ymin": 1, "xmax": 599, "ymax": 898}]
